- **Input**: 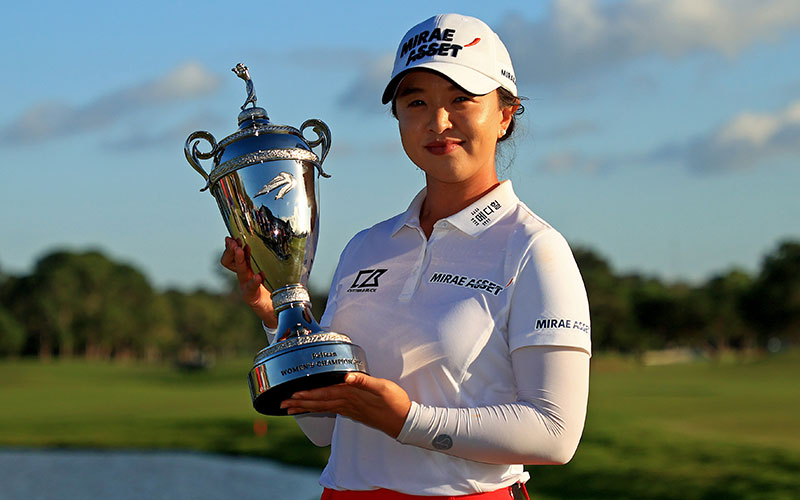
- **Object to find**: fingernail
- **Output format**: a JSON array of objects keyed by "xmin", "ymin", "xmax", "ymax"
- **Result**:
[{"xmin": 279, "ymin": 401, "xmax": 288, "ymax": 409}]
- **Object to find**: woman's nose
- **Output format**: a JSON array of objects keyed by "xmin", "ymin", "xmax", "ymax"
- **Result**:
[{"xmin": 428, "ymin": 107, "xmax": 451, "ymax": 134}]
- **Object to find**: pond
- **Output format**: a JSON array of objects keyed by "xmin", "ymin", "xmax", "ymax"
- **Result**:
[{"xmin": 0, "ymin": 449, "xmax": 322, "ymax": 500}]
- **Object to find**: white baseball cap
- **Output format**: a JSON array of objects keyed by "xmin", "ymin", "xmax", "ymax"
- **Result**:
[{"xmin": 382, "ymin": 13, "xmax": 517, "ymax": 104}]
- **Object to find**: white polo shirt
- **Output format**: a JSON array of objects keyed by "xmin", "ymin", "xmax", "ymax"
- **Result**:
[{"xmin": 318, "ymin": 180, "xmax": 590, "ymax": 495}]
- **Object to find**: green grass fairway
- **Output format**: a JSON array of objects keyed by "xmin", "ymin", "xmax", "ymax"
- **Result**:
[
  {"xmin": 0, "ymin": 359, "xmax": 330, "ymax": 468},
  {"xmin": 1, "ymin": 351, "xmax": 798, "ymax": 499},
  {"xmin": 529, "ymin": 351, "xmax": 800, "ymax": 500}
]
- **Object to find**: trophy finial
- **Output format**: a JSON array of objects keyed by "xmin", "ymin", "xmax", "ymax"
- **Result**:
[{"xmin": 233, "ymin": 63, "xmax": 257, "ymax": 111}]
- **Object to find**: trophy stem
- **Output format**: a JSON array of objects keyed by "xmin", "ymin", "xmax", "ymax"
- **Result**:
[
  {"xmin": 248, "ymin": 284, "xmax": 368, "ymax": 415},
  {"xmin": 273, "ymin": 298, "xmax": 322, "ymax": 342},
  {"xmin": 271, "ymin": 284, "xmax": 321, "ymax": 341}
]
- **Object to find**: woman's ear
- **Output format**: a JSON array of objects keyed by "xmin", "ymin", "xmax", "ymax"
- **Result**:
[
  {"xmin": 502, "ymin": 103, "xmax": 519, "ymax": 127},
  {"xmin": 498, "ymin": 104, "xmax": 518, "ymax": 139}
]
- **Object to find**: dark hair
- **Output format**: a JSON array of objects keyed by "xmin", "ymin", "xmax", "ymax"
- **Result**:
[
  {"xmin": 496, "ymin": 87, "xmax": 525, "ymax": 143},
  {"xmin": 389, "ymin": 73, "xmax": 524, "ymax": 143}
]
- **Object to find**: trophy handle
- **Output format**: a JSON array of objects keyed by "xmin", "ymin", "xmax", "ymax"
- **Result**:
[
  {"xmin": 300, "ymin": 119, "xmax": 332, "ymax": 178},
  {"xmin": 184, "ymin": 131, "xmax": 219, "ymax": 190}
]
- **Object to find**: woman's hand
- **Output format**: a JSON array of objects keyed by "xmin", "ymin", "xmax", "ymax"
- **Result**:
[
  {"xmin": 220, "ymin": 237, "xmax": 277, "ymax": 328},
  {"xmin": 281, "ymin": 372, "xmax": 412, "ymax": 439}
]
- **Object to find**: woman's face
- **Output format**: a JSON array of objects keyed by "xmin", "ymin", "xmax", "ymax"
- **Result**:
[{"xmin": 394, "ymin": 71, "xmax": 514, "ymax": 191}]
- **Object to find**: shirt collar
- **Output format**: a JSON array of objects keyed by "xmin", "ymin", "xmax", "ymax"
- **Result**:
[
  {"xmin": 391, "ymin": 187, "xmax": 427, "ymax": 236},
  {"xmin": 390, "ymin": 180, "xmax": 519, "ymax": 237}
]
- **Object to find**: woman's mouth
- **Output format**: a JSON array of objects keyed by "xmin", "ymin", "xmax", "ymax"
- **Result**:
[{"xmin": 425, "ymin": 139, "xmax": 461, "ymax": 155}]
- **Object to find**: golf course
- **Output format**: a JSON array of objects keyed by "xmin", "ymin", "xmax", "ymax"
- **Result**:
[{"xmin": 1, "ymin": 350, "xmax": 797, "ymax": 499}]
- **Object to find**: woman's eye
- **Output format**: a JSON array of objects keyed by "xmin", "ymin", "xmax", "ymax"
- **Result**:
[
  {"xmin": 408, "ymin": 99, "xmax": 425, "ymax": 107},
  {"xmin": 453, "ymin": 96, "xmax": 471, "ymax": 103}
]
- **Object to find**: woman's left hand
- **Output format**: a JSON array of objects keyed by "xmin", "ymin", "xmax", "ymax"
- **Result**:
[{"xmin": 280, "ymin": 373, "xmax": 412, "ymax": 439}]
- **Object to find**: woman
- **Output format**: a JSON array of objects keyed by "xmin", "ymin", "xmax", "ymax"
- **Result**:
[{"xmin": 222, "ymin": 13, "xmax": 591, "ymax": 500}]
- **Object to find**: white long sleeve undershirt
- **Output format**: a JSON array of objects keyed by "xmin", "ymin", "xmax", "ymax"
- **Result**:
[{"xmin": 292, "ymin": 345, "xmax": 590, "ymax": 464}]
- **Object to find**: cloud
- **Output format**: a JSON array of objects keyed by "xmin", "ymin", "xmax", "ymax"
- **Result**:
[
  {"xmin": 654, "ymin": 99, "xmax": 800, "ymax": 172},
  {"xmin": 141, "ymin": 62, "xmax": 221, "ymax": 101},
  {"xmin": 499, "ymin": 0, "xmax": 800, "ymax": 86},
  {"xmin": 543, "ymin": 119, "xmax": 600, "ymax": 140},
  {"xmin": 102, "ymin": 111, "xmax": 228, "ymax": 152},
  {"xmin": 542, "ymin": 99, "xmax": 800, "ymax": 174},
  {"xmin": 337, "ymin": 54, "xmax": 394, "ymax": 114},
  {"xmin": 337, "ymin": 1, "xmax": 800, "ymax": 111},
  {"xmin": 538, "ymin": 151, "xmax": 605, "ymax": 173},
  {"xmin": 1, "ymin": 62, "xmax": 221, "ymax": 145}
]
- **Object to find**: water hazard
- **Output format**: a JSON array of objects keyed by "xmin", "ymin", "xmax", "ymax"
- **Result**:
[{"xmin": 0, "ymin": 449, "xmax": 322, "ymax": 500}]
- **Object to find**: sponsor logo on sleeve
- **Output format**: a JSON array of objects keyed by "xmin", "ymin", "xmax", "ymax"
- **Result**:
[
  {"xmin": 535, "ymin": 317, "xmax": 590, "ymax": 334},
  {"xmin": 432, "ymin": 434, "xmax": 453, "ymax": 450}
]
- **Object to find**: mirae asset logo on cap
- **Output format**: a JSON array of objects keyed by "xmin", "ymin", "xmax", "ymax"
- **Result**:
[{"xmin": 401, "ymin": 27, "xmax": 479, "ymax": 66}]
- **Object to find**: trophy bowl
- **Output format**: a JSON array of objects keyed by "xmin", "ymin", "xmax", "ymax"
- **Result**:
[{"xmin": 184, "ymin": 64, "xmax": 368, "ymax": 415}]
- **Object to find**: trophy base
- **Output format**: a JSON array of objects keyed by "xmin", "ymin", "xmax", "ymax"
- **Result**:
[{"xmin": 248, "ymin": 333, "xmax": 368, "ymax": 416}]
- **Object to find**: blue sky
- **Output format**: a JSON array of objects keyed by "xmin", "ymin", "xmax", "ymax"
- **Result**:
[{"xmin": 1, "ymin": 0, "xmax": 799, "ymax": 293}]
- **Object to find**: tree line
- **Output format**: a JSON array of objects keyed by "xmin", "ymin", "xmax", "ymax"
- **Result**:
[{"xmin": 0, "ymin": 240, "xmax": 797, "ymax": 361}]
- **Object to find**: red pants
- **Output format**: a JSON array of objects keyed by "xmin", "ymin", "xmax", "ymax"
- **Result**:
[{"xmin": 321, "ymin": 486, "xmax": 515, "ymax": 499}]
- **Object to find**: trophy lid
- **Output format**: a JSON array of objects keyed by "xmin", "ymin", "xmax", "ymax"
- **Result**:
[
  {"xmin": 238, "ymin": 106, "xmax": 269, "ymax": 126},
  {"xmin": 185, "ymin": 63, "xmax": 332, "ymax": 192}
]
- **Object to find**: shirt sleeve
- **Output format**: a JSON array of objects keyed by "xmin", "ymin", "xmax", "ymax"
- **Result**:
[
  {"xmin": 507, "ymin": 229, "xmax": 591, "ymax": 355},
  {"xmin": 293, "ymin": 413, "xmax": 337, "ymax": 447},
  {"xmin": 262, "ymin": 323, "xmax": 277, "ymax": 344},
  {"xmin": 396, "ymin": 345, "xmax": 589, "ymax": 465}
]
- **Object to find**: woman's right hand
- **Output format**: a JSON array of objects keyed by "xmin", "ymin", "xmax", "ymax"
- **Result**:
[{"xmin": 220, "ymin": 237, "xmax": 278, "ymax": 328}]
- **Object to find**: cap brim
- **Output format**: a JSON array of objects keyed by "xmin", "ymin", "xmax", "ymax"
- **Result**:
[{"xmin": 381, "ymin": 62, "xmax": 502, "ymax": 104}]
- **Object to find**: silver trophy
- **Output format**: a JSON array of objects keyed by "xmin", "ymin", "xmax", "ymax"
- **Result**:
[{"xmin": 184, "ymin": 63, "xmax": 368, "ymax": 415}]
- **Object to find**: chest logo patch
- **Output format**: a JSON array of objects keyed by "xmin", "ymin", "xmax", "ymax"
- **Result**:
[
  {"xmin": 348, "ymin": 269, "xmax": 387, "ymax": 293},
  {"xmin": 428, "ymin": 272, "xmax": 506, "ymax": 296}
]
